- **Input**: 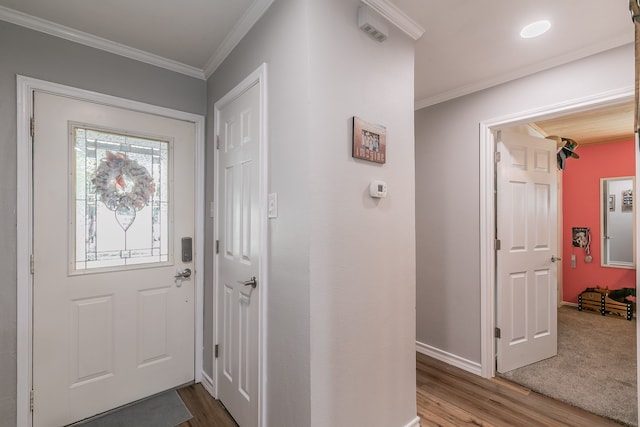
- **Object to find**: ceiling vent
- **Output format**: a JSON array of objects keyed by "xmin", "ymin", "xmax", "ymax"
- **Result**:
[{"xmin": 358, "ymin": 4, "xmax": 388, "ymax": 42}]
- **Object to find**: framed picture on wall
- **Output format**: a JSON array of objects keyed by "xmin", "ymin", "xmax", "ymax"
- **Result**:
[
  {"xmin": 572, "ymin": 227, "xmax": 589, "ymax": 248},
  {"xmin": 622, "ymin": 189, "xmax": 633, "ymax": 212},
  {"xmin": 352, "ymin": 117, "xmax": 386, "ymax": 164}
]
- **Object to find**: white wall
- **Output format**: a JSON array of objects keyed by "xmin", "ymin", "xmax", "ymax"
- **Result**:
[
  {"xmin": 206, "ymin": 1, "xmax": 312, "ymax": 426},
  {"xmin": 307, "ymin": 1, "xmax": 417, "ymax": 426},
  {"xmin": 208, "ymin": 1, "xmax": 417, "ymax": 426},
  {"xmin": 415, "ymin": 43, "xmax": 634, "ymax": 364}
]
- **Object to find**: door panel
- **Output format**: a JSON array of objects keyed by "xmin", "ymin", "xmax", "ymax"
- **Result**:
[
  {"xmin": 70, "ymin": 296, "xmax": 113, "ymax": 386},
  {"xmin": 33, "ymin": 92, "xmax": 196, "ymax": 426},
  {"xmin": 216, "ymin": 82, "xmax": 261, "ymax": 427},
  {"xmin": 497, "ymin": 131, "xmax": 558, "ymax": 373}
]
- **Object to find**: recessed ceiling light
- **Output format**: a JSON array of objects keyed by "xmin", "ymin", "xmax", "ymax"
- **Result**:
[{"xmin": 520, "ymin": 20, "xmax": 551, "ymax": 39}]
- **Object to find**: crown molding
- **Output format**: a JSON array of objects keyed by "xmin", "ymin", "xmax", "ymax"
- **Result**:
[
  {"xmin": 415, "ymin": 35, "xmax": 634, "ymax": 110},
  {"xmin": 204, "ymin": 0, "xmax": 275, "ymax": 79},
  {"xmin": 0, "ymin": 5, "xmax": 206, "ymax": 80},
  {"xmin": 361, "ymin": 0, "xmax": 425, "ymax": 41}
]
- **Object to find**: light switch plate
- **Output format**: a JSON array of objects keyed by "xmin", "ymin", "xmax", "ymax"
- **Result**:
[{"xmin": 268, "ymin": 193, "xmax": 278, "ymax": 218}]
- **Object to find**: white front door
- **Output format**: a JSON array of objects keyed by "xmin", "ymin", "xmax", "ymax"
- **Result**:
[
  {"xmin": 33, "ymin": 91, "xmax": 196, "ymax": 426},
  {"xmin": 215, "ymin": 81, "xmax": 261, "ymax": 427},
  {"xmin": 496, "ymin": 130, "xmax": 558, "ymax": 373}
]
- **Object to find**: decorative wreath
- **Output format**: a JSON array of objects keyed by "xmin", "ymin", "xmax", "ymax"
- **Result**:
[{"xmin": 92, "ymin": 151, "xmax": 156, "ymax": 212}]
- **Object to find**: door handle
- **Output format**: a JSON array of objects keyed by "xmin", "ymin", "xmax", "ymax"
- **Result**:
[
  {"xmin": 174, "ymin": 268, "xmax": 192, "ymax": 279},
  {"xmin": 551, "ymin": 256, "xmax": 562, "ymax": 263},
  {"xmin": 239, "ymin": 276, "xmax": 257, "ymax": 288}
]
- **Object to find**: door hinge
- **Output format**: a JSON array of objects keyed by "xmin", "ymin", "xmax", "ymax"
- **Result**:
[
  {"xmin": 30, "ymin": 254, "xmax": 34, "ymax": 274},
  {"xmin": 215, "ymin": 344, "xmax": 219, "ymax": 359},
  {"xmin": 495, "ymin": 239, "xmax": 501, "ymax": 250},
  {"xmin": 30, "ymin": 117, "xmax": 35, "ymax": 138},
  {"xmin": 494, "ymin": 151, "xmax": 501, "ymax": 162},
  {"xmin": 495, "ymin": 327, "xmax": 501, "ymax": 339},
  {"xmin": 215, "ymin": 240, "xmax": 219, "ymax": 254},
  {"xmin": 30, "ymin": 389, "xmax": 34, "ymax": 412},
  {"xmin": 216, "ymin": 135, "xmax": 220, "ymax": 149}
]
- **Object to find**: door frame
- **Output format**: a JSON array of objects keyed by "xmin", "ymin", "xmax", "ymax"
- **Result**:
[
  {"xmin": 16, "ymin": 75, "xmax": 206, "ymax": 427},
  {"xmin": 212, "ymin": 63, "xmax": 268, "ymax": 427},
  {"xmin": 478, "ymin": 86, "xmax": 634, "ymax": 379}
]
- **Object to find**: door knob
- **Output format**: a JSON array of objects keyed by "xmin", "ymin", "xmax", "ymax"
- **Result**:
[
  {"xmin": 174, "ymin": 268, "xmax": 192, "ymax": 279},
  {"xmin": 239, "ymin": 276, "xmax": 257, "ymax": 288},
  {"xmin": 551, "ymin": 256, "xmax": 562, "ymax": 262}
]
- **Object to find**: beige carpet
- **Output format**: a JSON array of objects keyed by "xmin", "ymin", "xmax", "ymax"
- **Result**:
[{"xmin": 499, "ymin": 305, "xmax": 637, "ymax": 426}]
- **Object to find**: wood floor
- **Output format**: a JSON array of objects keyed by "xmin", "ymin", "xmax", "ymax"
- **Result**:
[
  {"xmin": 178, "ymin": 353, "xmax": 624, "ymax": 426},
  {"xmin": 176, "ymin": 384, "xmax": 237, "ymax": 427},
  {"xmin": 416, "ymin": 352, "xmax": 622, "ymax": 427}
]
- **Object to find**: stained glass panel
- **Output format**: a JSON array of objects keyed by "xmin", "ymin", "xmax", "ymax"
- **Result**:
[{"xmin": 73, "ymin": 126, "xmax": 170, "ymax": 271}]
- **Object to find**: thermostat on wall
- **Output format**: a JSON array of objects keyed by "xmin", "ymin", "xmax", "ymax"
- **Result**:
[{"xmin": 369, "ymin": 180, "xmax": 387, "ymax": 198}]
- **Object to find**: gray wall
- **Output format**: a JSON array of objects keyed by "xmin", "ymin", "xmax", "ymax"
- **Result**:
[
  {"xmin": 0, "ymin": 21, "xmax": 205, "ymax": 426},
  {"xmin": 206, "ymin": 1, "xmax": 312, "ymax": 426},
  {"xmin": 415, "ymin": 43, "xmax": 634, "ymax": 364},
  {"xmin": 206, "ymin": 1, "xmax": 417, "ymax": 426},
  {"xmin": 306, "ymin": 1, "xmax": 417, "ymax": 426}
]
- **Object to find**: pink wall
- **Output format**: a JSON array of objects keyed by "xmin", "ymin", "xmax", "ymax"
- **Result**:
[{"xmin": 562, "ymin": 139, "xmax": 636, "ymax": 303}]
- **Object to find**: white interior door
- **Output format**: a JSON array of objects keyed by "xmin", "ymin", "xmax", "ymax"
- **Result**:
[
  {"xmin": 33, "ymin": 92, "xmax": 196, "ymax": 426},
  {"xmin": 216, "ymin": 82, "xmax": 261, "ymax": 427},
  {"xmin": 496, "ymin": 130, "xmax": 558, "ymax": 373}
]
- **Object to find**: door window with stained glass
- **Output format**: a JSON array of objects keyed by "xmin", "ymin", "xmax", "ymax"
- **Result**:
[{"xmin": 73, "ymin": 126, "xmax": 171, "ymax": 271}]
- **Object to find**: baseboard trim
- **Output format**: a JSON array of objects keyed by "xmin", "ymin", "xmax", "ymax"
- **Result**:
[
  {"xmin": 416, "ymin": 340, "xmax": 482, "ymax": 376},
  {"xmin": 403, "ymin": 415, "xmax": 421, "ymax": 427},
  {"xmin": 200, "ymin": 371, "xmax": 215, "ymax": 398}
]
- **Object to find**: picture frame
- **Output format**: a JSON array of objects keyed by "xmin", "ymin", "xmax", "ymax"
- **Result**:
[
  {"xmin": 352, "ymin": 117, "xmax": 386, "ymax": 164},
  {"xmin": 572, "ymin": 227, "xmax": 589, "ymax": 248},
  {"xmin": 622, "ymin": 189, "xmax": 633, "ymax": 212}
]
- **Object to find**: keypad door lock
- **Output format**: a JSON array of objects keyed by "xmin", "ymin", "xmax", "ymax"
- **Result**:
[{"xmin": 181, "ymin": 237, "xmax": 193, "ymax": 262}]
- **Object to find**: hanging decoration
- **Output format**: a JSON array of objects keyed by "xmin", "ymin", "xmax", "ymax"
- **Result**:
[
  {"xmin": 572, "ymin": 227, "xmax": 590, "ymax": 249},
  {"xmin": 547, "ymin": 135, "xmax": 579, "ymax": 170},
  {"xmin": 572, "ymin": 227, "xmax": 592, "ymax": 263},
  {"xmin": 92, "ymin": 151, "xmax": 156, "ymax": 231}
]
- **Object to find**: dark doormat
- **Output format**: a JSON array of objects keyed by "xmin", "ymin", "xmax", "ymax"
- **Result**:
[{"xmin": 72, "ymin": 390, "xmax": 192, "ymax": 427}]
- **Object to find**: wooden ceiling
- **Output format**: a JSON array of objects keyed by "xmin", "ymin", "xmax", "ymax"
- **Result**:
[{"xmin": 529, "ymin": 101, "xmax": 635, "ymax": 146}]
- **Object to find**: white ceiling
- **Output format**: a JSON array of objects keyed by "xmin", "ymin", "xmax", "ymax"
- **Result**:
[
  {"xmin": 395, "ymin": 0, "xmax": 635, "ymax": 108},
  {"xmin": 0, "ymin": 0, "xmax": 257, "ymax": 68},
  {"xmin": 0, "ymin": 0, "xmax": 273, "ymax": 77},
  {"xmin": 0, "ymin": 0, "xmax": 635, "ymax": 108}
]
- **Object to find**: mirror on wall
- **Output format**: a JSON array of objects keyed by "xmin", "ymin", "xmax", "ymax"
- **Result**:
[{"xmin": 601, "ymin": 176, "xmax": 635, "ymax": 268}]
